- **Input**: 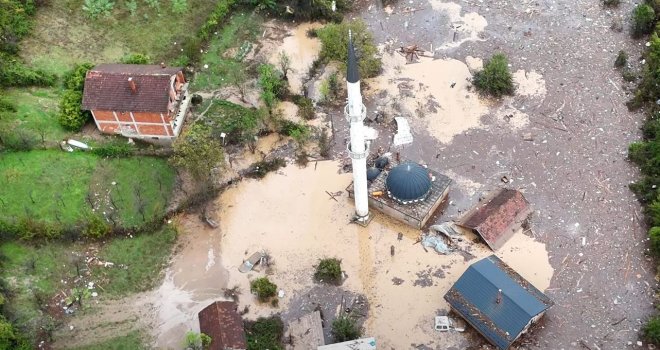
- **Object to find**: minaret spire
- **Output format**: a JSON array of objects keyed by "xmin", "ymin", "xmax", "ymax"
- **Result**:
[{"xmin": 345, "ymin": 29, "xmax": 370, "ymax": 224}]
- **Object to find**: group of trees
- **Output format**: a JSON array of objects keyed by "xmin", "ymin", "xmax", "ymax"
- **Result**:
[{"xmin": 82, "ymin": 0, "xmax": 190, "ymax": 19}]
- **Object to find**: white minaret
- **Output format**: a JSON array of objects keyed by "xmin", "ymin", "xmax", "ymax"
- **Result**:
[{"xmin": 346, "ymin": 31, "xmax": 370, "ymax": 223}]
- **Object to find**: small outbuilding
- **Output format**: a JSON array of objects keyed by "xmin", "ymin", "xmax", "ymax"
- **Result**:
[
  {"xmin": 444, "ymin": 255, "xmax": 553, "ymax": 350},
  {"xmin": 457, "ymin": 188, "xmax": 532, "ymax": 250},
  {"xmin": 198, "ymin": 301, "xmax": 247, "ymax": 350},
  {"xmin": 317, "ymin": 337, "xmax": 377, "ymax": 350},
  {"xmin": 285, "ymin": 311, "xmax": 325, "ymax": 349}
]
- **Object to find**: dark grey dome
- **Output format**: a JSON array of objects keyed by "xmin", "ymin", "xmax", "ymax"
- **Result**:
[
  {"xmin": 386, "ymin": 162, "xmax": 432, "ymax": 204},
  {"xmin": 367, "ymin": 167, "xmax": 381, "ymax": 181},
  {"xmin": 374, "ymin": 156, "xmax": 389, "ymax": 170}
]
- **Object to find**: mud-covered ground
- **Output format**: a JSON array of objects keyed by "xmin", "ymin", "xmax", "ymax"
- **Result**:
[{"xmin": 351, "ymin": 0, "xmax": 655, "ymax": 349}]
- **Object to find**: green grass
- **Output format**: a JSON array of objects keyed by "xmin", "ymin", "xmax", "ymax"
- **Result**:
[
  {"xmin": 19, "ymin": 0, "xmax": 218, "ymax": 74},
  {"xmin": 91, "ymin": 226, "xmax": 177, "ymax": 296},
  {"xmin": 3, "ymin": 87, "xmax": 69, "ymax": 145},
  {"xmin": 192, "ymin": 12, "xmax": 262, "ymax": 91},
  {"xmin": 72, "ymin": 331, "xmax": 146, "ymax": 350},
  {"xmin": 0, "ymin": 150, "xmax": 175, "ymax": 231}
]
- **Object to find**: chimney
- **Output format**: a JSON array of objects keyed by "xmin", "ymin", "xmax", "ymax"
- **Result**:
[
  {"xmin": 496, "ymin": 289, "xmax": 502, "ymax": 304},
  {"xmin": 128, "ymin": 77, "xmax": 137, "ymax": 94},
  {"xmin": 160, "ymin": 62, "xmax": 166, "ymax": 68}
]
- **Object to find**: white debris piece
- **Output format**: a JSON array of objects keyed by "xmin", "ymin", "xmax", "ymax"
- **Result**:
[{"xmin": 393, "ymin": 117, "xmax": 413, "ymax": 146}]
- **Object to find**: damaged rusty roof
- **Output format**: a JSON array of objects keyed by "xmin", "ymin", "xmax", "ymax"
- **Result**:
[
  {"xmin": 82, "ymin": 64, "xmax": 182, "ymax": 113},
  {"xmin": 444, "ymin": 255, "xmax": 553, "ymax": 350},
  {"xmin": 458, "ymin": 188, "xmax": 532, "ymax": 250},
  {"xmin": 198, "ymin": 301, "xmax": 246, "ymax": 350}
]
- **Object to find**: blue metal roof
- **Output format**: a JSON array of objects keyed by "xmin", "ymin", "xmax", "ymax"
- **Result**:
[{"xmin": 444, "ymin": 255, "xmax": 553, "ymax": 350}]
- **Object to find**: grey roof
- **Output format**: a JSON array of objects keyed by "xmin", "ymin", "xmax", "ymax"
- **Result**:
[
  {"xmin": 385, "ymin": 162, "xmax": 432, "ymax": 204},
  {"xmin": 444, "ymin": 255, "xmax": 554, "ymax": 350},
  {"xmin": 347, "ymin": 34, "xmax": 360, "ymax": 83}
]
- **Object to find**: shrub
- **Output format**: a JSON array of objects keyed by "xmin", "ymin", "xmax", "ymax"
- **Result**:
[
  {"xmin": 245, "ymin": 316, "xmax": 284, "ymax": 350},
  {"xmin": 317, "ymin": 20, "xmax": 382, "ymax": 78},
  {"xmin": 258, "ymin": 64, "xmax": 287, "ymax": 112},
  {"xmin": 246, "ymin": 158, "xmax": 286, "ymax": 179},
  {"xmin": 292, "ymin": 95, "xmax": 315, "ymax": 120},
  {"xmin": 649, "ymin": 227, "xmax": 660, "ymax": 255},
  {"xmin": 63, "ymin": 63, "xmax": 94, "ymax": 91},
  {"xmin": 198, "ymin": 0, "xmax": 237, "ymax": 41},
  {"xmin": 83, "ymin": 214, "xmax": 111, "ymax": 239},
  {"xmin": 91, "ymin": 143, "xmax": 135, "ymax": 158},
  {"xmin": 644, "ymin": 315, "xmax": 660, "ymax": 344},
  {"xmin": 58, "ymin": 90, "xmax": 90, "ymax": 131},
  {"xmin": 614, "ymin": 50, "xmax": 628, "ymax": 68},
  {"xmin": 279, "ymin": 120, "xmax": 309, "ymax": 145},
  {"xmin": 250, "ymin": 277, "xmax": 277, "ymax": 302},
  {"xmin": 82, "ymin": 0, "xmax": 115, "ymax": 19},
  {"xmin": 120, "ymin": 53, "xmax": 150, "ymax": 64},
  {"xmin": 171, "ymin": 0, "xmax": 188, "ymax": 14},
  {"xmin": 318, "ymin": 128, "xmax": 331, "ymax": 158},
  {"xmin": 170, "ymin": 123, "xmax": 225, "ymax": 180},
  {"xmin": 183, "ymin": 331, "xmax": 212, "ymax": 350},
  {"xmin": 0, "ymin": 54, "xmax": 56, "ymax": 88},
  {"xmin": 314, "ymin": 257, "xmax": 342, "ymax": 284},
  {"xmin": 331, "ymin": 315, "xmax": 361, "ymax": 341},
  {"xmin": 472, "ymin": 53, "xmax": 515, "ymax": 97},
  {"xmin": 632, "ymin": 4, "xmax": 656, "ymax": 38}
]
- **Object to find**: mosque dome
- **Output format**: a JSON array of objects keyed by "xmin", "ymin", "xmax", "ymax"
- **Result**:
[
  {"xmin": 386, "ymin": 162, "xmax": 432, "ymax": 204},
  {"xmin": 367, "ymin": 167, "xmax": 381, "ymax": 181}
]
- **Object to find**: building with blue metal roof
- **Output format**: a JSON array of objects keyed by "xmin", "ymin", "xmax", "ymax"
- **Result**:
[{"xmin": 444, "ymin": 255, "xmax": 554, "ymax": 350}]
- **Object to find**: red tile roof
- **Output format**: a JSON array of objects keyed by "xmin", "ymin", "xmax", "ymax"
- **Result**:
[
  {"xmin": 82, "ymin": 64, "xmax": 182, "ymax": 113},
  {"xmin": 198, "ymin": 301, "xmax": 246, "ymax": 350},
  {"xmin": 458, "ymin": 188, "xmax": 532, "ymax": 250}
]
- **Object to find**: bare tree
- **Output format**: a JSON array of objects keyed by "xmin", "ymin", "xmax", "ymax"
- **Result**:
[{"xmin": 278, "ymin": 51, "xmax": 292, "ymax": 80}]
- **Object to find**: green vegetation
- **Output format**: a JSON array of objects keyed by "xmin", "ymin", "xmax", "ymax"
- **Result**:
[
  {"xmin": 120, "ymin": 53, "xmax": 151, "ymax": 64},
  {"xmin": 0, "ymin": 151, "xmax": 175, "ymax": 239},
  {"xmin": 615, "ymin": 50, "xmax": 628, "ymax": 68},
  {"xmin": 193, "ymin": 12, "xmax": 261, "ymax": 90},
  {"xmin": 245, "ymin": 316, "xmax": 284, "ymax": 350},
  {"xmin": 632, "ymin": 4, "xmax": 656, "ymax": 38},
  {"xmin": 58, "ymin": 63, "xmax": 94, "ymax": 131},
  {"xmin": 293, "ymin": 95, "xmax": 315, "ymax": 120},
  {"xmin": 317, "ymin": 20, "xmax": 382, "ymax": 79},
  {"xmin": 314, "ymin": 257, "xmax": 343, "ymax": 284},
  {"xmin": 203, "ymin": 100, "xmax": 264, "ymax": 145},
  {"xmin": 645, "ymin": 316, "xmax": 660, "ymax": 344},
  {"xmin": 246, "ymin": 158, "xmax": 287, "ymax": 179},
  {"xmin": 170, "ymin": 123, "xmax": 225, "ymax": 180},
  {"xmin": 259, "ymin": 64, "xmax": 288, "ymax": 113},
  {"xmin": 279, "ymin": 120, "xmax": 310, "ymax": 145},
  {"xmin": 472, "ymin": 53, "xmax": 515, "ymax": 98},
  {"xmin": 331, "ymin": 315, "xmax": 361, "ymax": 342},
  {"xmin": 183, "ymin": 331, "xmax": 212, "ymax": 350},
  {"xmin": 91, "ymin": 227, "xmax": 177, "ymax": 295},
  {"xmin": 72, "ymin": 331, "xmax": 146, "ymax": 350},
  {"xmin": 250, "ymin": 277, "xmax": 277, "ymax": 302}
]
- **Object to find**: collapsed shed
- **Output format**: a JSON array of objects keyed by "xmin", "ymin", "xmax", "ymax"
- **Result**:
[{"xmin": 457, "ymin": 188, "xmax": 532, "ymax": 250}]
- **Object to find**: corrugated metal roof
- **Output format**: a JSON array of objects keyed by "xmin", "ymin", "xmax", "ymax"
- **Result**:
[
  {"xmin": 458, "ymin": 188, "xmax": 532, "ymax": 250},
  {"xmin": 82, "ymin": 64, "xmax": 182, "ymax": 113},
  {"xmin": 318, "ymin": 337, "xmax": 376, "ymax": 350},
  {"xmin": 286, "ymin": 311, "xmax": 325, "ymax": 349},
  {"xmin": 444, "ymin": 255, "xmax": 553, "ymax": 350},
  {"xmin": 198, "ymin": 301, "xmax": 247, "ymax": 350}
]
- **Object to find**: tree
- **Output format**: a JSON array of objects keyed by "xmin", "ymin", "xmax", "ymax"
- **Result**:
[
  {"xmin": 170, "ymin": 123, "xmax": 225, "ymax": 180},
  {"xmin": 228, "ymin": 68, "xmax": 249, "ymax": 102},
  {"xmin": 472, "ymin": 53, "xmax": 515, "ymax": 98},
  {"xmin": 183, "ymin": 331, "xmax": 212, "ymax": 350},
  {"xmin": 58, "ymin": 90, "xmax": 91, "ymax": 131},
  {"xmin": 258, "ymin": 64, "xmax": 287, "ymax": 113},
  {"xmin": 120, "ymin": 53, "xmax": 150, "ymax": 64},
  {"xmin": 316, "ymin": 20, "xmax": 382, "ymax": 78},
  {"xmin": 278, "ymin": 51, "xmax": 292, "ymax": 80},
  {"xmin": 331, "ymin": 315, "xmax": 361, "ymax": 341}
]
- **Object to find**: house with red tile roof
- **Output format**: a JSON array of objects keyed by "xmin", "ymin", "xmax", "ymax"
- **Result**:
[{"xmin": 82, "ymin": 64, "xmax": 190, "ymax": 141}]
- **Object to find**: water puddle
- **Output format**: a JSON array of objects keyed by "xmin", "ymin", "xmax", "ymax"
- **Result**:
[{"xmin": 269, "ymin": 22, "xmax": 323, "ymax": 94}]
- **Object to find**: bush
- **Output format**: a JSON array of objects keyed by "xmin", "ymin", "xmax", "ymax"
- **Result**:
[
  {"xmin": 644, "ymin": 315, "xmax": 660, "ymax": 344},
  {"xmin": 318, "ymin": 128, "xmax": 331, "ymax": 158},
  {"xmin": 83, "ymin": 213, "xmax": 111, "ymax": 239},
  {"xmin": 0, "ymin": 54, "xmax": 56, "ymax": 88},
  {"xmin": 170, "ymin": 123, "xmax": 225, "ymax": 180},
  {"xmin": 632, "ymin": 4, "xmax": 656, "ymax": 38},
  {"xmin": 317, "ymin": 20, "xmax": 382, "ymax": 79},
  {"xmin": 183, "ymin": 331, "xmax": 211, "ymax": 350},
  {"xmin": 245, "ymin": 317, "xmax": 284, "ymax": 350},
  {"xmin": 615, "ymin": 50, "xmax": 628, "ymax": 68},
  {"xmin": 120, "ymin": 53, "xmax": 150, "ymax": 64},
  {"xmin": 250, "ymin": 277, "xmax": 277, "ymax": 302},
  {"xmin": 58, "ymin": 90, "xmax": 90, "ymax": 131},
  {"xmin": 198, "ymin": 0, "xmax": 237, "ymax": 41},
  {"xmin": 279, "ymin": 120, "xmax": 309, "ymax": 145},
  {"xmin": 171, "ymin": 0, "xmax": 188, "ymax": 14},
  {"xmin": 292, "ymin": 95, "xmax": 315, "ymax": 120},
  {"xmin": 204, "ymin": 100, "xmax": 262, "ymax": 145},
  {"xmin": 63, "ymin": 63, "xmax": 94, "ymax": 91},
  {"xmin": 649, "ymin": 227, "xmax": 660, "ymax": 255},
  {"xmin": 472, "ymin": 53, "xmax": 515, "ymax": 97},
  {"xmin": 246, "ymin": 158, "xmax": 286, "ymax": 179},
  {"xmin": 82, "ymin": 0, "xmax": 115, "ymax": 19},
  {"xmin": 331, "ymin": 315, "xmax": 361, "ymax": 341},
  {"xmin": 91, "ymin": 143, "xmax": 135, "ymax": 158},
  {"xmin": 258, "ymin": 64, "xmax": 287, "ymax": 112},
  {"xmin": 314, "ymin": 257, "xmax": 342, "ymax": 284}
]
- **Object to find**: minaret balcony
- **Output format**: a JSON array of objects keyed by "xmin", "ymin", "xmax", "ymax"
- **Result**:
[
  {"xmin": 344, "ymin": 104, "xmax": 367, "ymax": 123},
  {"xmin": 347, "ymin": 142, "xmax": 370, "ymax": 159}
]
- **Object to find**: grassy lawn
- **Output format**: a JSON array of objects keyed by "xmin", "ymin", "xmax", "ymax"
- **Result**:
[
  {"xmin": 3, "ymin": 87, "xmax": 69, "ymax": 145},
  {"xmin": 91, "ymin": 226, "xmax": 177, "ymax": 296},
  {"xmin": 20, "ymin": 0, "xmax": 218, "ymax": 74},
  {"xmin": 0, "ymin": 150, "xmax": 175, "ymax": 232},
  {"xmin": 192, "ymin": 12, "xmax": 262, "ymax": 91},
  {"xmin": 72, "ymin": 331, "xmax": 146, "ymax": 350},
  {"xmin": 0, "ymin": 226, "xmax": 177, "ymax": 343}
]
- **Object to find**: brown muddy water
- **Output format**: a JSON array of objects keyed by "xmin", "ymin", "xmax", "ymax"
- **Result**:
[{"xmin": 269, "ymin": 22, "xmax": 323, "ymax": 95}]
